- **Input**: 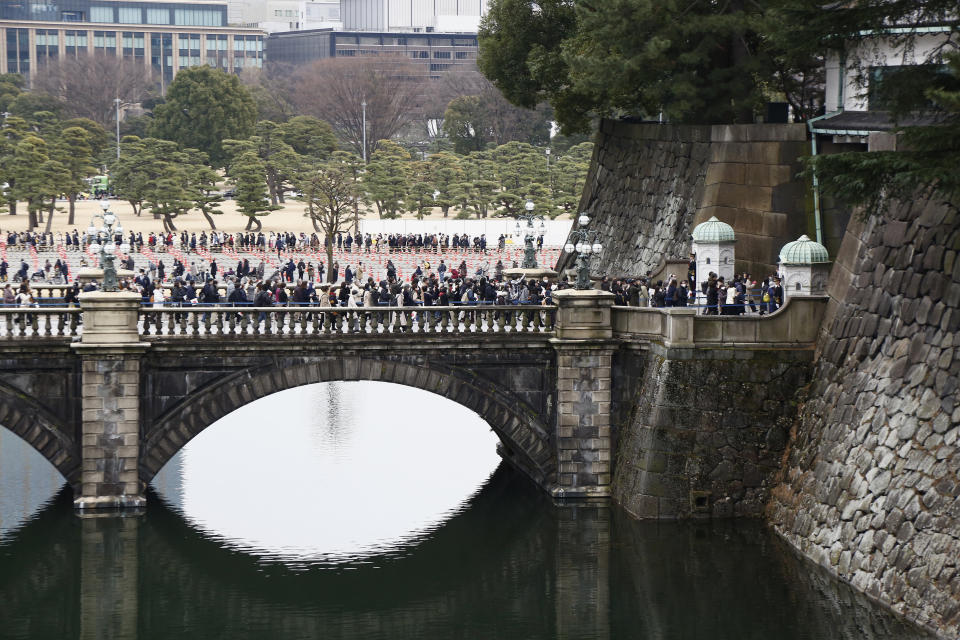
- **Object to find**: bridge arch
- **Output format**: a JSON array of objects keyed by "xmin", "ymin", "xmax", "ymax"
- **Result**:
[
  {"xmin": 0, "ymin": 380, "xmax": 79, "ymax": 486},
  {"xmin": 140, "ymin": 356, "xmax": 556, "ymax": 489}
]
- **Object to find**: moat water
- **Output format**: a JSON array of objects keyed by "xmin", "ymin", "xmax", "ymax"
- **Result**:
[{"xmin": 0, "ymin": 382, "xmax": 936, "ymax": 639}]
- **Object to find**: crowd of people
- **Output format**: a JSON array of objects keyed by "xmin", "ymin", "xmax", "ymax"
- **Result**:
[
  {"xmin": 3, "ymin": 229, "xmax": 540, "ymax": 257},
  {"xmin": 603, "ymin": 269, "xmax": 785, "ymax": 315},
  {"xmin": 1, "ymin": 229, "xmax": 789, "ymax": 316}
]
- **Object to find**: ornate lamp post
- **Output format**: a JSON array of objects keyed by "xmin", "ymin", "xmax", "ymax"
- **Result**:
[
  {"xmin": 516, "ymin": 198, "xmax": 547, "ymax": 269},
  {"xmin": 86, "ymin": 201, "xmax": 130, "ymax": 292},
  {"xmin": 563, "ymin": 213, "xmax": 603, "ymax": 290}
]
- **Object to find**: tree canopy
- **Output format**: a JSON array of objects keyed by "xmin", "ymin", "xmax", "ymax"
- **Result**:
[
  {"xmin": 149, "ymin": 66, "xmax": 257, "ymax": 167},
  {"xmin": 479, "ymin": 0, "xmax": 957, "ymax": 131}
]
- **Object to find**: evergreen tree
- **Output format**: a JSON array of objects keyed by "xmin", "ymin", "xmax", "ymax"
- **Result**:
[
  {"xmin": 230, "ymin": 150, "xmax": 280, "ymax": 232},
  {"xmin": 427, "ymin": 152, "xmax": 464, "ymax": 218},
  {"xmin": 149, "ymin": 66, "xmax": 257, "ymax": 166},
  {"xmin": 365, "ymin": 140, "xmax": 411, "ymax": 219}
]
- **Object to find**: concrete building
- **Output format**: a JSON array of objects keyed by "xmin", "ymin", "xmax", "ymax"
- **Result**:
[
  {"xmin": 1, "ymin": 0, "xmax": 264, "ymax": 85},
  {"xmin": 265, "ymin": 28, "xmax": 477, "ymax": 79},
  {"xmin": 228, "ymin": 0, "xmax": 342, "ymax": 33},
  {"xmin": 341, "ymin": 0, "xmax": 487, "ymax": 33}
]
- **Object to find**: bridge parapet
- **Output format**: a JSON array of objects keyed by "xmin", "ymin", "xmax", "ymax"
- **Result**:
[
  {"xmin": 0, "ymin": 308, "xmax": 81, "ymax": 338},
  {"xmin": 612, "ymin": 295, "xmax": 828, "ymax": 348},
  {"xmin": 137, "ymin": 305, "xmax": 557, "ymax": 337}
]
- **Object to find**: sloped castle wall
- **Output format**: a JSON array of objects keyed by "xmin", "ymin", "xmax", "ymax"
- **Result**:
[
  {"xmin": 768, "ymin": 197, "xmax": 960, "ymax": 637},
  {"xmin": 561, "ymin": 120, "xmax": 810, "ymax": 279}
]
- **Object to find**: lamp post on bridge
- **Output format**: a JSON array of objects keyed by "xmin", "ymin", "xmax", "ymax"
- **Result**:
[
  {"xmin": 85, "ymin": 201, "xmax": 130, "ymax": 292},
  {"xmin": 516, "ymin": 198, "xmax": 547, "ymax": 270},
  {"xmin": 563, "ymin": 212, "xmax": 603, "ymax": 290}
]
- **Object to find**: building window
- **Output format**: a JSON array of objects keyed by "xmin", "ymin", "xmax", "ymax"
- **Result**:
[
  {"xmin": 174, "ymin": 9, "xmax": 223, "ymax": 27},
  {"xmin": 429, "ymin": 63, "xmax": 450, "ymax": 71},
  {"xmin": 146, "ymin": 8, "xmax": 169, "ymax": 25},
  {"xmin": 118, "ymin": 7, "xmax": 141, "ymax": 24},
  {"xmin": 455, "ymin": 52, "xmax": 469, "ymax": 60},
  {"xmin": 434, "ymin": 51, "xmax": 451, "ymax": 59},
  {"xmin": 90, "ymin": 6, "xmax": 113, "ymax": 23}
]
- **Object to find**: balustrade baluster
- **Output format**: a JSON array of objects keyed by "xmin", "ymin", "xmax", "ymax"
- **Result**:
[
  {"xmin": 166, "ymin": 311, "xmax": 174, "ymax": 336},
  {"xmin": 190, "ymin": 311, "xmax": 199, "ymax": 336},
  {"xmin": 70, "ymin": 312, "xmax": 79, "ymax": 336},
  {"xmin": 252, "ymin": 310, "xmax": 261, "ymax": 336},
  {"xmin": 228, "ymin": 311, "xmax": 236, "ymax": 335},
  {"xmin": 240, "ymin": 312, "xmax": 249, "ymax": 335},
  {"xmin": 29, "ymin": 314, "xmax": 38, "ymax": 336}
]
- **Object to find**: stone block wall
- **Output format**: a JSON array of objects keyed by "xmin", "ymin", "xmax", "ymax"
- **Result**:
[
  {"xmin": 559, "ymin": 120, "xmax": 811, "ymax": 279},
  {"xmin": 768, "ymin": 196, "xmax": 960, "ymax": 638},
  {"xmin": 612, "ymin": 343, "xmax": 814, "ymax": 520},
  {"xmin": 555, "ymin": 345, "xmax": 614, "ymax": 498},
  {"xmin": 77, "ymin": 354, "xmax": 144, "ymax": 508}
]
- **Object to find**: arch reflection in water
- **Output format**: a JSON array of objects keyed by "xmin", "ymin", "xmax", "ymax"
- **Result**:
[
  {"xmin": 151, "ymin": 381, "xmax": 503, "ymax": 564},
  {"xmin": 0, "ymin": 427, "xmax": 65, "ymax": 540},
  {"xmin": 0, "ymin": 472, "xmax": 938, "ymax": 640}
]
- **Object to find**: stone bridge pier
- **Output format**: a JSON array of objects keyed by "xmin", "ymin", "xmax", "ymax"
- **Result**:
[{"xmin": 70, "ymin": 289, "xmax": 618, "ymax": 511}]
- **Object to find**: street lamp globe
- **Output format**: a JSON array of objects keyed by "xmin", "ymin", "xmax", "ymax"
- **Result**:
[
  {"xmin": 120, "ymin": 242, "xmax": 131, "ymax": 254},
  {"xmin": 592, "ymin": 242, "xmax": 603, "ymax": 254},
  {"xmin": 104, "ymin": 242, "xmax": 116, "ymax": 255},
  {"xmin": 100, "ymin": 201, "xmax": 110, "ymax": 212},
  {"xmin": 89, "ymin": 242, "xmax": 101, "ymax": 253},
  {"xmin": 564, "ymin": 242, "xmax": 575, "ymax": 253},
  {"xmin": 115, "ymin": 224, "xmax": 124, "ymax": 235},
  {"xmin": 103, "ymin": 213, "xmax": 116, "ymax": 226},
  {"xmin": 578, "ymin": 213, "xmax": 590, "ymax": 227},
  {"xmin": 525, "ymin": 199, "xmax": 535, "ymax": 213},
  {"xmin": 86, "ymin": 223, "xmax": 97, "ymax": 238}
]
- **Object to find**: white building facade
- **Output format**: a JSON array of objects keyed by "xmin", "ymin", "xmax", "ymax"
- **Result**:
[{"xmin": 342, "ymin": 0, "xmax": 487, "ymax": 33}]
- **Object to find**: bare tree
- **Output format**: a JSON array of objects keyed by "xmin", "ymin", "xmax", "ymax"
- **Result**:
[
  {"xmin": 288, "ymin": 57, "xmax": 424, "ymax": 161},
  {"xmin": 32, "ymin": 54, "xmax": 155, "ymax": 128},
  {"xmin": 238, "ymin": 63, "xmax": 299, "ymax": 122}
]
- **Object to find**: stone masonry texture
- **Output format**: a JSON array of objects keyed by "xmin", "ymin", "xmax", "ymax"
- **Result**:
[
  {"xmin": 558, "ymin": 120, "xmax": 810, "ymax": 279},
  {"xmin": 80, "ymin": 355, "xmax": 141, "ymax": 499},
  {"xmin": 613, "ymin": 344, "xmax": 814, "ymax": 520},
  {"xmin": 768, "ymin": 196, "xmax": 960, "ymax": 638}
]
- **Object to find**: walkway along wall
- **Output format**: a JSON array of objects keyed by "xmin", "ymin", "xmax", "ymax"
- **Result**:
[
  {"xmin": 558, "ymin": 120, "xmax": 811, "ymax": 279},
  {"xmin": 768, "ymin": 196, "xmax": 960, "ymax": 638}
]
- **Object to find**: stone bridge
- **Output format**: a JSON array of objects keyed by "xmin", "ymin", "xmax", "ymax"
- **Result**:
[{"xmin": 0, "ymin": 291, "xmax": 826, "ymax": 513}]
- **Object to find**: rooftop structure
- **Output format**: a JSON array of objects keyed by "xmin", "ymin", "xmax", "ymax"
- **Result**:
[{"xmin": 0, "ymin": 0, "xmax": 264, "ymax": 84}]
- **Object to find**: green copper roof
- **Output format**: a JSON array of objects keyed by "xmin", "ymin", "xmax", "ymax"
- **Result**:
[
  {"xmin": 692, "ymin": 216, "xmax": 736, "ymax": 243},
  {"xmin": 779, "ymin": 235, "xmax": 830, "ymax": 264}
]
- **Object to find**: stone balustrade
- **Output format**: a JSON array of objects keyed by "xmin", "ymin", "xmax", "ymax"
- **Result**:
[
  {"xmin": 0, "ymin": 307, "xmax": 81, "ymax": 338},
  {"xmin": 611, "ymin": 295, "xmax": 828, "ymax": 347},
  {"xmin": 138, "ymin": 305, "xmax": 557, "ymax": 337}
]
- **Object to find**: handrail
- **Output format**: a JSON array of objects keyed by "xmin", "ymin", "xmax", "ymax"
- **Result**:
[
  {"xmin": 0, "ymin": 307, "xmax": 82, "ymax": 338},
  {"xmin": 611, "ymin": 296, "xmax": 828, "ymax": 346},
  {"xmin": 138, "ymin": 305, "xmax": 557, "ymax": 337}
]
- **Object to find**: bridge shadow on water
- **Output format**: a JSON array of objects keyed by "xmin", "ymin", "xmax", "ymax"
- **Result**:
[{"xmin": 0, "ymin": 464, "xmax": 935, "ymax": 640}]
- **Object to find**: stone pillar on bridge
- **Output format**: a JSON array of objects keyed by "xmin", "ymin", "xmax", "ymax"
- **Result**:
[
  {"xmin": 71, "ymin": 291, "xmax": 149, "ymax": 511},
  {"xmin": 551, "ymin": 289, "xmax": 616, "ymax": 499}
]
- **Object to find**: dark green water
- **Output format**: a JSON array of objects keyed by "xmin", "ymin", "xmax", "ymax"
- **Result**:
[{"xmin": 0, "ymin": 383, "xmax": 936, "ymax": 640}]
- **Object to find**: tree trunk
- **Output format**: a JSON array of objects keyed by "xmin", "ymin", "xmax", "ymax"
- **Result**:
[
  {"xmin": 27, "ymin": 201, "xmax": 37, "ymax": 229},
  {"xmin": 311, "ymin": 217, "xmax": 322, "ymax": 233},
  {"xmin": 326, "ymin": 245, "xmax": 334, "ymax": 283},
  {"xmin": 45, "ymin": 201, "xmax": 54, "ymax": 233},
  {"xmin": 163, "ymin": 213, "xmax": 177, "ymax": 233},
  {"xmin": 244, "ymin": 216, "xmax": 262, "ymax": 232},
  {"xmin": 202, "ymin": 210, "xmax": 217, "ymax": 230},
  {"xmin": 7, "ymin": 199, "xmax": 15, "ymax": 216},
  {"xmin": 442, "ymin": 205, "xmax": 449, "ymax": 218},
  {"xmin": 68, "ymin": 194, "xmax": 76, "ymax": 225}
]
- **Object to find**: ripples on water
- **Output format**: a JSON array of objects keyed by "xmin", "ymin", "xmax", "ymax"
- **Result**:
[{"xmin": 0, "ymin": 382, "xmax": 939, "ymax": 640}]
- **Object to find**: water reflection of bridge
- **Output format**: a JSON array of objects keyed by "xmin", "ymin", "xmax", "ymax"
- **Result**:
[{"xmin": 0, "ymin": 466, "xmax": 932, "ymax": 640}]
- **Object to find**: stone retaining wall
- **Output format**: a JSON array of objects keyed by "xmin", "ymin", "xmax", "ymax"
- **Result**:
[
  {"xmin": 768, "ymin": 196, "xmax": 960, "ymax": 638},
  {"xmin": 560, "ymin": 120, "xmax": 811, "ymax": 279},
  {"xmin": 612, "ymin": 343, "xmax": 814, "ymax": 520}
]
